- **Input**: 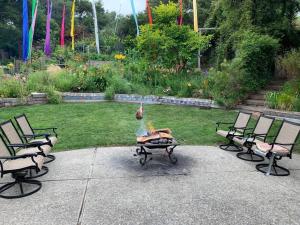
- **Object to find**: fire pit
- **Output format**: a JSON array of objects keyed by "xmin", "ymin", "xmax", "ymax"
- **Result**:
[
  {"xmin": 134, "ymin": 103, "xmax": 178, "ymax": 166},
  {"xmin": 135, "ymin": 128, "xmax": 178, "ymax": 166}
]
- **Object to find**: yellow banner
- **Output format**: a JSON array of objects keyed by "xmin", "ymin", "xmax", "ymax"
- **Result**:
[
  {"xmin": 70, "ymin": 0, "xmax": 76, "ymax": 50},
  {"xmin": 193, "ymin": 0, "xmax": 198, "ymax": 32}
]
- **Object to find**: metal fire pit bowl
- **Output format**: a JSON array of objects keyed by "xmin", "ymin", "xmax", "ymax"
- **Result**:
[{"xmin": 135, "ymin": 139, "xmax": 179, "ymax": 166}]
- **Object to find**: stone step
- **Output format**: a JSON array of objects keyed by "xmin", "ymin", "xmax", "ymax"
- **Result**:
[
  {"xmin": 248, "ymin": 94, "xmax": 265, "ymax": 100},
  {"xmin": 266, "ymin": 85, "xmax": 283, "ymax": 91},
  {"xmin": 245, "ymin": 99, "xmax": 265, "ymax": 106},
  {"xmin": 269, "ymin": 79, "xmax": 287, "ymax": 85},
  {"xmin": 257, "ymin": 90, "xmax": 269, "ymax": 95},
  {"xmin": 236, "ymin": 105, "xmax": 266, "ymax": 113}
]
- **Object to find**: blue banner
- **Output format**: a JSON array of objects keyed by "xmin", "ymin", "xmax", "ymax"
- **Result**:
[
  {"xmin": 130, "ymin": 0, "xmax": 139, "ymax": 36},
  {"xmin": 22, "ymin": 0, "xmax": 29, "ymax": 61}
]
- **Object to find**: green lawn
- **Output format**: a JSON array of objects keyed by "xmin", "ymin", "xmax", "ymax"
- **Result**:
[{"xmin": 0, "ymin": 102, "xmax": 296, "ymax": 153}]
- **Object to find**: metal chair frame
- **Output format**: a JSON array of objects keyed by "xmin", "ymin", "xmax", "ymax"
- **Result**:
[
  {"xmin": 236, "ymin": 115, "xmax": 275, "ymax": 162},
  {"xmin": 14, "ymin": 114, "xmax": 57, "ymax": 163},
  {"xmin": 0, "ymin": 120, "xmax": 49, "ymax": 178},
  {"xmin": 216, "ymin": 111, "xmax": 252, "ymax": 152},
  {"xmin": 254, "ymin": 120, "xmax": 300, "ymax": 176},
  {"xmin": 0, "ymin": 135, "xmax": 43, "ymax": 199}
]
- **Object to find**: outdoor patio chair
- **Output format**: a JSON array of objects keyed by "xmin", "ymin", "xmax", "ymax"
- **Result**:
[
  {"xmin": 253, "ymin": 120, "xmax": 300, "ymax": 176},
  {"xmin": 216, "ymin": 111, "xmax": 252, "ymax": 151},
  {"xmin": 0, "ymin": 120, "xmax": 51, "ymax": 177},
  {"xmin": 234, "ymin": 115, "xmax": 275, "ymax": 162},
  {"xmin": 0, "ymin": 134, "xmax": 44, "ymax": 199},
  {"xmin": 14, "ymin": 114, "xmax": 57, "ymax": 163}
]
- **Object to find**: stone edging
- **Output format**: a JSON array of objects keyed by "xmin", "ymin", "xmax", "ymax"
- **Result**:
[
  {"xmin": 2, "ymin": 92, "xmax": 300, "ymax": 121},
  {"xmin": 62, "ymin": 92, "xmax": 220, "ymax": 108},
  {"xmin": 0, "ymin": 92, "xmax": 47, "ymax": 107}
]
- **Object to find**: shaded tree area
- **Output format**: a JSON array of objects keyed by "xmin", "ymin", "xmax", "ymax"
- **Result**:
[{"xmin": 207, "ymin": 0, "xmax": 300, "ymax": 65}]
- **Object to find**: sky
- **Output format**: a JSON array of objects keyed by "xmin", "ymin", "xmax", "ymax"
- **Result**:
[{"xmin": 100, "ymin": 0, "xmax": 146, "ymax": 15}]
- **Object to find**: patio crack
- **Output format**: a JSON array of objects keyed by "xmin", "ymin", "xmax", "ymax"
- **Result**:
[{"xmin": 76, "ymin": 147, "xmax": 97, "ymax": 225}]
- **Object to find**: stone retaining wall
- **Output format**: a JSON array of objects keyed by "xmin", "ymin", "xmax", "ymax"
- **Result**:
[
  {"xmin": 2, "ymin": 92, "xmax": 300, "ymax": 121},
  {"xmin": 62, "ymin": 92, "xmax": 219, "ymax": 108},
  {"xmin": 0, "ymin": 92, "xmax": 47, "ymax": 107}
]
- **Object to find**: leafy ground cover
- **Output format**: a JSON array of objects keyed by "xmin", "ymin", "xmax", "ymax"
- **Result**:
[{"xmin": 0, "ymin": 102, "xmax": 295, "ymax": 153}]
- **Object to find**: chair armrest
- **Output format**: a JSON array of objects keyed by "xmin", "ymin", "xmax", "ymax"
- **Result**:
[
  {"xmin": 33, "ymin": 128, "xmax": 57, "ymax": 137},
  {"xmin": 216, "ymin": 122, "xmax": 233, "ymax": 125},
  {"xmin": 33, "ymin": 127, "xmax": 57, "ymax": 131},
  {"xmin": 23, "ymin": 133, "xmax": 50, "ymax": 139},
  {"xmin": 7, "ymin": 142, "xmax": 46, "ymax": 149},
  {"xmin": 272, "ymin": 142, "xmax": 295, "ymax": 147},
  {"xmin": 216, "ymin": 122, "xmax": 233, "ymax": 132},
  {"xmin": 0, "ymin": 153, "xmax": 38, "ymax": 160}
]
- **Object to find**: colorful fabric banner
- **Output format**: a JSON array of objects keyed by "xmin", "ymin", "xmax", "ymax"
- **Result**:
[
  {"xmin": 60, "ymin": 3, "xmax": 66, "ymax": 46},
  {"xmin": 130, "ymin": 0, "xmax": 139, "ymax": 36},
  {"xmin": 179, "ymin": 0, "xmax": 183, "ymax": 25},
  {"xmin": 146, "ymin": 0, "xmax": 153, "ymax": 26},
  {"xmin": 44, "ymin": 0, "xmax": 52, "ymax": 57},
  {"xmin": 22, "ymin": 0, "xmax": 29, "ymax": 61},
  {"xmin": 70, "ymin": 0, "xmax": 76, "ymax": 50},
  {"xmin": 193, "ymin": 0, "xmax": 198, "ymax": 32},
  {"xmin": 28, "ymin": 0, "xmax": 38, "ymax": 59}
]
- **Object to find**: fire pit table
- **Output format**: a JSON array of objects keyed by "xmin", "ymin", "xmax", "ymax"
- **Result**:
[{"xmin": 135, "ymin": 129, "xmax": 178, "ymax": 166}]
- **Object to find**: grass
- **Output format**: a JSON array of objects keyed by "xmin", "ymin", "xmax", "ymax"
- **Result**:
[{"xmin": 0, "ymin": 102, "xmax": 297, "ymax": 153}]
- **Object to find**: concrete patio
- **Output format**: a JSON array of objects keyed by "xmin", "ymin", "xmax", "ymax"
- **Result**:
[{"xmin": 0, "ymin": 146, "xmax": 300, "ymax": 225}]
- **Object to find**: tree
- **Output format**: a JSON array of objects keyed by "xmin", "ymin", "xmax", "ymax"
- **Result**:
[
  {"xmin": 207, "ymin": 0, "xmax": 300, "ymax": 65},
  {"xmin": 136, "ymin": 2, "xmax": 212, "ymax": 70}
]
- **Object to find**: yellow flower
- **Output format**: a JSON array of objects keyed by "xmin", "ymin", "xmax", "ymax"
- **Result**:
[
  {"xmin": 114, "ymin": 54, "xmax": 126, "ymax": 60},
  {"xmin": 187, "ymin": 82, "xmax": 192, "ymax": 87},
  {"xmin": 7, "ymin": 63, "xmax": 14, "ymax": 69}
]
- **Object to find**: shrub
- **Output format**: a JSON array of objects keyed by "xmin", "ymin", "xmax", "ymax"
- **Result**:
[
  {"xmin": 0, "ymin": 66, "xmax": 4, "ymax": 77},
  {"xmin": 104, "ymin": 86, "xmax": 115, "ymax": 100},
  {"xmin": 44, "ymin": 86, "xmax": 62, "ymax": 104},
  {"xmin": 27, "ymin": 71, "xmax": 53, "ymax": 92},
  {"xmin": 235, "ymin": 31, "xmax": 280, "ymax": 90},
  {"xmin": 207, "ymin": 31, "xmax": 279, "ymax": 107},
  {"xmin": 107, "ymin": 75, "xmax": 131, "ymax": 94},
  {"xmin": 137, "ymin": 2, "xmax": 212, "ymax": 70},
  {"xmin": 207, "ymin": 60, "xmax": 248, "ymax": 108},
  {"xmin": 0, "ymin": 77, "xmax": 28, "ymax": 98},
  {"xmin": 265, "ymin": 92, "xmax": 279, "ymax": 109},
  {"xmin": 277, "ymin": 93, "xmax": 296, "ymax": 111},
  {"xmin": 69, "ymin": 65, "xmax": 108, "ymax": 92},
  {"xmin": 51, "ymin": 70, "xmax": 77, "ymax": 92},
  {"xmin": 266, "ymin": 79, "xmax": 300, "ymax": 111},
  {"xmin": 276, "ymin": 49, "xmax": 300, "ymax": 79}
]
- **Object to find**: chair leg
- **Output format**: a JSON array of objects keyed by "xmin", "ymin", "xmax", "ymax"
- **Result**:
[
  {"xmin": 266, "ymin": 154, "xmax": 275, "ymax": 176},
  {"xmin": 44, "ymin": 154, "xmax": 56, "ymax": 164},
  {"xmin": 25, "ymin": 166, "xmax": 49, "ymax": 179},
  {"xmin": 256, "ymin": 154, "xmax": 290, "ymax": 176},
  {"xmin": 236, "ymin": 148, "xmax": 264, "ymax": 162},
  {"xmin": 220, "ymin": 140, "xmax": 243, "ymax": 152},
  {"xmin": 0, "ymin": 174, "xmax": 42, "ymax": 199}
]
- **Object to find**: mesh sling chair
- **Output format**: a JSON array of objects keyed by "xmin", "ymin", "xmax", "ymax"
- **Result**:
[
  {"xmin": 0, "ymin": 134, "xmax": 44, "ymax": 199},
  {"xmin": 216, "ymin": 111, "xmax": 252, "ymax": 151},
  {"xmin": 253, "ymin": 120, "xmax": 300, "ymax": 176},
  {"xmin": 0, "ymin": 120, "xmax": 51, "ymax": 178},
  {"xmin": 14, "ymin": 114, "xmax": 57, "ymax": 164},
  {"xmin": 234, "ymin": 115, "xmax": 275, "ymax": 162}
]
